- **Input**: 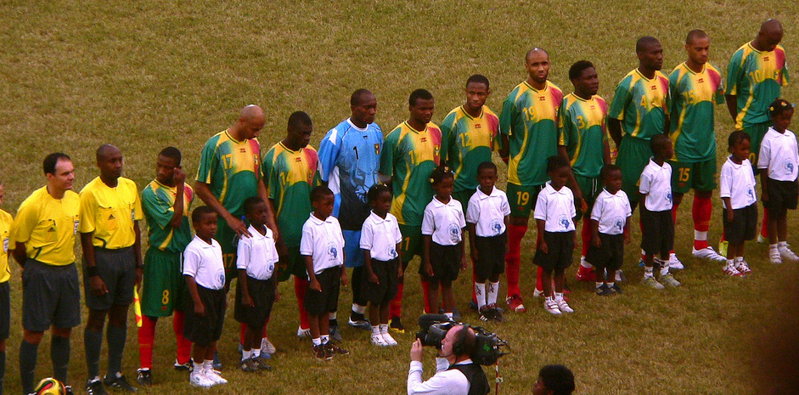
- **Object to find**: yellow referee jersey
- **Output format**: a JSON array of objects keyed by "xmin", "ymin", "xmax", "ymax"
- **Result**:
[
  {"xmin": 79, "ymin": 177, "xmax": 143, "ymax": 249},
  {"xmin": 0, "ymin": 209, "xmax": 13, "ymax": 282},
  {"xmin": 10, "ymin": 186, "xmax": 80, "ymax": 266}
]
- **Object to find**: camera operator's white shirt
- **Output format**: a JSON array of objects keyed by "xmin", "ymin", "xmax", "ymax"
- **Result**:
[{"xmin": 407, "ymin": 358, "xmax": 470, "ymax": 395}]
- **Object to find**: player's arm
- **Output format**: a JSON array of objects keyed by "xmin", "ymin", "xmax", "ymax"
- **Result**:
[
  {"xmin": 10, "ymin": 205, "xmax": 32, "ymax": 265},
  {"xmin": 133, "ymin": 221, "xmax": 143, "ymax": 285},
  {"xmin": 79, "ymin": 192, "xmax": 108, "ymax": 296},
  {"xmin": 608, "ymin": 119, "xmax": 623, "ymax": 148},
  {"xmin": 607, "ymin": 78, "xmax": 631, "ymax": 147},
  {"xmin": 194, "ymin": 181, "xmax": 251, "ymax": 238},
  {"xmin": 168, "ymin": 169, "xmax": 187, "ymax": 228},
  {"xmin": 535, "ymin": 219, "xmax": 547, "ymax": 253},
  {"xmin": 590, "ymin": 218, "xmax": 601, "ymax": 247}
]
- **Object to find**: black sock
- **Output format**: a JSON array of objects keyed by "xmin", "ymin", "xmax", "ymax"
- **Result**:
[
  {"xmin": 0, "ymin": 349, "xmax": 5, "ymax": 394},
  {"xmin": 84, "ymin": 328, "xmax": 103, "ymax": 379},
  {"xmin": 19, "ymin": 340, "xmax": 39, "ymax": 394},
  {"xmin": 107, "ymin": 325, "xmax": 127, "ymax": 377},
  {"xmin": 51, "ymin": 335, "xmax": 70, "ymax": 384}
]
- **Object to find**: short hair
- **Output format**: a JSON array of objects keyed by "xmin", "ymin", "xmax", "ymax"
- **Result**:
[
  {"xmin": 568, "ymin": 60, "xmax": 594, "ymax": 81},
  {"xmin": 243, "ymin": 196, "xmax": 265, "ymax": 214},
  {"xmin": 366, "ymin": 183, "xmax": 391, "ymax": 204},
  {"xmin": 409, "ymin": 89, "xmax": 434, "ymax": 107},
  {"xmin": 350, "ymin": 89, "xmax": 373, "ymax": 106},
  {"xmin": 728, "ymin": 130, "xmax": 751, "ymax": 149},
  {"xmin": 465, "ymin": 74, "xmax": 490, "ymax": 89},
  {"xmin": 538, "ymin": 365, "xmax": 575, "ymax": 395},
  {"xmin": 525, "ymin": 47, "xmax": 549, "ymax": 61},
  {"xmin": 546, "ymin": 155, "xmax": 570, "ymax": 174},
  {"xmin": 159, "ymin": 146, "xmax": 182, "ymax": 165},
  {"xmin": 43, "ymin": 153, "xmax": 71, "ymax": 175},
  {"xmin": 685, "ymin": 29, "xmax": 708, "ymax": 44},
  {"xmin": 288, "ymin": 111, "xmax": 312, "ymax": 130},
  {"xmin": 601, "ymin": 164, "xmax": 622, "ymax": 180},
  {"xmin": 636, "ymin": 36, "xmax": 660, "ymax": 53},
  {"xmin": 477, "ymin": 161, "xmax": 497, "ymax": 176},
  {"xmin": 650, "ymin": 133, "xmax": 671, "ymax": 152},
  {"xmin": 310, "ymin": 185, "xmax": 334, "ymax": 203},
  {"xmin": 191, "ymin": 206, "xmax": 216, "ymax": 223},
  {"xmin": 452, "ymin": 325, "xmax": 477, "ymax": 357},
  {"xmin": 430, "ymin": 163, "xmax": 454, "ymax": 185},
  {"xmin": 769, "ymin": 98, "xmax": 794, "ymax": 118}
]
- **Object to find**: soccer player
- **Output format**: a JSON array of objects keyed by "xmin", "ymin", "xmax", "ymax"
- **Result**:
[
  {"xmin": 136, "ymin": 147, "xmax": 194, "ymax": 385},
  {"xmin": 10, "ymin": 153, "xmax": 80, "ymax": 394},
  {"xmin": 263, "ymin": 111, "xmax": 320, "ymax": 338},
  {"xmin": 379, "ymin": 89, "xmax": 442, "ymax": 332},
  {"xmin": 0, "ymin": 182, "xmax": 13, "ymax": 395},
  {"xmin": 558, "ymin": 60, "xmax": 611, "ymax": 282},
  {"xmin": 668, "ymin": 30, "xmax": 727, "ymax": 264},
  {"xmin": 725, "ymin": 19, "xmax": 789, "ymax": 245},
  {"xmin": 318, "ymin": 89, "xmax": 383, "ymax": 332},
  {"xmin": 80, "ymin": 144, "xmax": 143, "ymax": 394},
  {"xmin": 499, "ymin": 48, "xmax": 565, "ymax": 313}
]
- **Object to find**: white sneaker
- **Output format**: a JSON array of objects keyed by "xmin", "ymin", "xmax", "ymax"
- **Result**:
[
  {"xmin": 692, "ymin": 247, "xmax": 727, "ymax": 263},
  {"xmin": 203, "ymin": 367, "xmax": 228, "ymax": 385},
  {"xmin": 615, "ymin": 270, "xmax": 624, "ymax": 282},
  {"xmin": 260, "ymin": 337, "xmax": 276, "ymax": 355},
  {"xmin": 555, "ymin": 296, "xmax": 574, "ymax": 313},
  {"xmin": 371, "ymin": 333, "xmax": 388, "ymax": 346},
  {"xmin": 544, "ymin": 298, "xmax": 561, "ymax": 315},
  {"xmin": 532, "ymin": 288, "xmax": 544, "ymax": 297},
  {"xmin": 770, "ymin": 248, "xmax": 783, "ymax": 264},
  {"xmin": 380, "ymin": 329, "xmax": 398, "ymax": 346},
  {"xmin": 668, "ymin": 253, "xmax": 684, "ymax": 270},
  {"xmin": 779, "ymin": 245, "xmax": 799, "ymax": 262},
  {"xmin": 297, "ymin": 326, "xmax": 311, "ymax": 338},
  {"xmin": 189, "ymin": 370, "xmax": 214, "ymax": 388},
  {"xmin": 734, "ymin": 260, "xmax": 752, "ymax": 275},
  {"xmin": 723, "ymin": 263, "xmax": 742, "ymax": 277}
]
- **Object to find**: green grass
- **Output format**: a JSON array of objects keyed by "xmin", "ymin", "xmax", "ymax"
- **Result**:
[{"xmin": 1, "ymin": 0, "xmax": 798, "ymax": 393}]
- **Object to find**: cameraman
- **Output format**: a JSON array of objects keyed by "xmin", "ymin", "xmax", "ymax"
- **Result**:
[{"xmin": 408, "ymin": 325, "xmax": 489, "ymax": 395}]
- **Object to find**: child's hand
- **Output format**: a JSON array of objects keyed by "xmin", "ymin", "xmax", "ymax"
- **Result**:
[
  {"xmin": 726, "ymin": 208, "xmax": 735, "ymax": 223},
  {"xmin": 242, "ymin": 293, "xmax": 255, "ymax": 308},
  {"xmin": 341, "ymin": 270, "xmax": 349, "ymax": 287},
  {"xmin": 310, "ymin": 278, "xmax": 322, "ymax": 292},
  {"xmin": 460, "ymin": 255, "xmax": 467, "ymax": 270},
  {"xmin": 424, "ymin": 262, "xmax": 434, "ymax": 277},
  {"xmin": 194, "ymin": 301, "xmax": 206, "ymax": 317},
  {"xmin": 538, "ymin": 240, "xmax": 548, "ymax": 254},
  {"xmin": 368, "ymin": 271, "xmax": 380, "ymax": 284},
  {"xmin": 592, "ymin": 235, "xmax": 602, "ymax": 248}
]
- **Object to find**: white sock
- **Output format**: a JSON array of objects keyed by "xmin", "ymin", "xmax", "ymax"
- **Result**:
[
  {"xmin": 203, "ymin": 360, "xmax": 213, "ymax": 372},
  {"xmin": 487, "ymin": 282, "xmax": 499, "ymax": 306},
  {"xmin": 352, "ymin": 304, "xmax": 366, "ymax": 314},
  {"xmin": 242, "ymin": 349, "xmax": 252, "ymax": 361},
  {"xmin": 371, "ymin": 325, "xmax": 380, "ymax": 336},
  {"xmin": 778, "ymin": 241, "xmax": 788, "ymax": 248},
  {"xmin": 193, "ymin": 361, "xmax": 204, "ymax": 373},
  {"xmin": 726, "ymin": 259, "xmax": 734, "ymax": 267},
  {"xmin": 321, "ymin": 335, "xmax": 330, "ymax": 344},
  {"xmin": 554, "ymin": 292, "xmax": 564, "ymax": 301},
  {"xmin": 695, "ymin": 230, "xmax": 708, "ymax": 242},
  {"xmin": 475, "ymin": 283, "xmax": 486, "ymax": 310},
  {"xmin": 660, "ymin": 264, "xmax": 670, "ymax": 276},
  {"xmin": 770, "ymin": 243, "xmax": 779, "ymax": 250},
  {"xmin": 312, "ymin": 337, "xmax": 321, "ymax": 346},
  {"xmin": 580, "ymin": 257, "xmax": 593, "ymax": 269},
  {"xmin": 644, "ymin": 266, "xmax": 654, "ymax": 278},
  {"xmin": 734, "ymin": 256, "xmax": 743, "ymax": 263},
  {"xmin": 606, "ymin": 282, "xmax": 615, "ymax": 288},
  {"xmin": 595, "ymin": 282, "xmax": 603, "ymax": 289},
  {"xmin": 379, "ymin": 324, "xmax": 389, "ymax": 334}
]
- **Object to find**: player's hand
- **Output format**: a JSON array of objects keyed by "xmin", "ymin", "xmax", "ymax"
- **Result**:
[
  {"xmin": 460, "ymin": 255, "xmax": 467, "ymax": 271},
  {"xmin": 538, "ymin": 240, "xmax": 549, "ymax": 254},
  {"xmin": 410, "ymin": 339, "xmax": 424, "ymax": 362},
  {"xmin": 226, "ymin": 216, "xmax": 251, "ymax": 238},
  {"xmin": 424, "ymin": 262, "xmax": 434, "ymax": 278},
  {"xmin": 173, "ymin": 167, "xmax": 186, "ymax": 185},
  {"xmin": 135, "ymin": 266, "xmax": 143, "ymax": 289},
  {"xmin": 242, "ymin": 293, "xmax": 255, "ymax": 308},
  {"xmin": 89, "ymin": 274, "xmax": 109, "ymax": 296},
  {"xmin": 310, "ymin": 278, "xmax": 322, "ymax": 292},
  {"xmin": 726, "ymin": 209, "xmax": 735, "ymax": 222},
  {"xmin": 194, "ymin": 301, "xmax": 206, "ymax": 316},
  {"xmin": 592, "ymin": 235, "xmax": 602, "ymax": 248},
  {"xmin": 368, "ymin": 271, "xmax": 380, "ymax": 284},
  {"xmin": 340, "ymin": 270, "xmax": 349, "ymax": 287}
]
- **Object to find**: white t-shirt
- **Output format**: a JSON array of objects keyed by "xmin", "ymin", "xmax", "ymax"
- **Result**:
[
  {"xmin": 590, "ymin": 188, "xmax": 632, "ymax": 235},
  {"xmin": 720, "ymin": 157, "xmax": 757, "ymax": 209},
  {"xmin": 182, "ymin": 236, "xmax": 225, "ymax": 290},
  {"xmin": 639, "ymin": 158, "xmax": 673, "ymax": 212},
  {"xmin": 533, "ymin": 182, "xmax": 576, "ymax": 232},
  {"xmin": 360, "ymin": 211, "xmax": 403, "ymax": 261},
  {"xmin": 236, "ymin": 225, "xmax": 279, "ymax": 280},
  {"xmin": 757, "ymin": 127, "xmax": 799, "ymax": 181},
  {"xmin": 466, "ymin": 186, "xmax": 511, "ymax": 237},
  {"xmin": 300, "ymin": 214, "xmax": 345, "ymax": 274},
  {"xmin": 422, "ymin": 197, "xmax": 467, "ymax": 246}
]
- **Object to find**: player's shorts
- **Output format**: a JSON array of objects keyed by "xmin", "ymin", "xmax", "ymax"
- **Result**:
[
  {"xmin": 398, "ymin": 224, "xmax": 423, "ymax": 264},
  {"xmin": 22, "ymin": 259, "xmax": 81, "ymax": 331},
  {"xmin": 723, "ymin": 203, "xmax": 758, "ymax": 245},
  {"xmin": 83, "ymin": 247, "xmax": 136, "ymax": 311},
  {"xmin": 184, "ymin": 285, "xmax": 226, "ymax": 346},
  {"xmin": 507, "ymin": 183, "xmax": 545, "ymax": 218},
  {"xmin": 362, "ymin": 258, "xmax": 400, "ymax": 305},
  {"xmin": 275, "ymin": 246, "xmax": 306, "ymax": 282},
  {"xmin": 343, "ymin": 230, "xmax": 364, "ymax": 268},
  {"xmin": 670, "ymin": 158, "xmax": 717, "ymax": 194},
  {"xmin": 640, "ymin": 208, "xmax": 674, "ymax": 258},
  {"xmin": 574, "ymin": 174, "xmax": 601, "ymax": 221},
  {"xmin": 420, "ymin": 242, "xmax": 462, "ymax": 284},
  {"xmin": 0, "ymin": 281, "xmax": 9, "ymax": 339},
  {"xmin": 141, "ymin": 247, "xmax": 186, "ymax": 317},
  {"xmin": 216, "ymin": 219, "xmax": 237, "ymax": 275},
  {"xmin": 743, "ymin": 122, "xmax": 770, "ymax": 174},
  {"xmin": 474, "ymin": 233, "xmax": 506, "ymax": 280},
  {"xmin": 763, "ymin": 178, "xmax": 799, "ymax": 216},
  {"xmin": 533, "ymin": 231, "xmax": 575, "ymax": 271},
  {"xmin": 617, "ymin": 136, "xmax": 652, "ymax": 204},
  {"xmin": 453, "ymin": 189, "xmax": 475, "ymax": 212},
  {"xmin": 586, "ymin": 233, "xmax": 624, "ymax": 271},
  {"xmin": 304, "ymin": 266, "xmax": 341, "ymax": 316},
  {"xmin": 234, "ymin": 275, "xmax": 276, "ymax": 329}
]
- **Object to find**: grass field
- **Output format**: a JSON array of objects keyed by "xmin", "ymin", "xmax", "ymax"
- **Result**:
[{"xmin": 1, "ymin": 1, "xmax": 799, "ymax": 393}]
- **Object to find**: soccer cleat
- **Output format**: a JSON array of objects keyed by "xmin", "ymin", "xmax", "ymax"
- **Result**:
[
  {"xmin": 660, "ymin": 273, "xmax": 681, "ymax": 287},
  {"xmin": 297, "ymin": 326, "xmax": 312, "ymax": 338},
  {"xmin": 532, "ymin": 288, "xmax": 544, "ymax": 298},
  {"xmin": 260, "ymin": 337, "xmax": 276, "ymax": 356},
  {"xmin": 347, "ymin": 316, "xmax": 372, "ymax": 330},
  {"xmin": 770, "ymin": 248, "xmax": 783, "ymax": 264},
  {"xmin": 189, "ymin": 370, "xmax": 214, "ymax": 388},
  {"xmin": 313, "ymin": 344, "xmax": 332, "ymax": 360},
  {"xmin": 641, "ymin": 276, "xmax": 665, "ymax": 290},
  {"xmin": 491, "ymin": 306, "xmax": 504, "ymax": 322},
  {"xmin": 723, "ymin": 263, "xmax": 743, "ymax": 277},
  {"xmin": 203, "ymin": 368, "xmax": 228, "ymax": 385},
  {"xmin": 173, "ymin": 359, "xmax": 192, "ymax": 372},
  {"xmin": 544, "ymin": 298, "xmax": 561, "ymax": 315},
  {"xmin": 610, "ymin": 284, "xmax": 623, "ymax": 294},
  {"xmin": 329, "ymin": 323, "xmax": 343, "ymax": 342},
  {"xmin": 253, "ymin": 356, "xmax": 273, "ymax": 371},
  {"xmin": 389, "ymin": 317, "xmax": 406, "ymax": 334},
  {"xmin": 103, "ymin": 373, "xmax": 138, "ymax": 392},
  {"xmin": 240, "ymin": 358, "xmax": 259, "ymax": 372},
  {"xmin": 506, "ymin": 295, "xmax": 526, "ymax": 312},
  {"xmin": 555, "ymin": 296, "xmax": 574, "ymax": 313},
  {"xmin": 380, "ymin": 330, "xmax": 398, "ymax": 346},
  {"xmin": 668, "ymin": 253, "xmax": 684, "ymax": 270},
  {"xmin": 478, "ymin": 305, "xmax": 495, "ymax": 322},
  {"xmin": 779, "ymin": 245, "xmax": 799, "ymax": 262},
  {"xmin": 595, "ymin": 284, "xmax": 613, "ymax": 296},
  {"xmin": 735, "ymin": 260, "xmax": 752, "ymax": 275},
  {"xmin": 135, "ymin": 369, "xmax": 152, "ymax": 387},
  {"xmin": 692, "ymin": 247, "xmax": 727, "ymax": 263},
  {"xmin": 575, "ymin": 264, "xmax": 597, "ymax": 282},
  {"xmin": 86, "ymin": 378, "xmax": 108, "ymax": 395},
  {"xmin": 718, "ymin": 240, "xmax": 729, "ymax": 257},
  {"xmin": 325, "ymin": 341, "xmax": 350, "ymax": 355}
]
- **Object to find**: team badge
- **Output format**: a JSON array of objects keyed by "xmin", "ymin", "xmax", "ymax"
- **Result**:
[
  {"xmin": 328, "ymin": 243, "xmax": 338, "ymax": 260},
  {"xmin": 558, "ymin": 214, "xmax": 570, "ymax": 230},
  {"xmin": 785, "ymin": 161, "xmax": 794, "ymax": 173},
  {"xmin": 374, "ymin": 143, "xmax": 380, "ymax": 155},
  {"xmin": 448, "ymin": 223, "xmax": 461, "ymax": 243},
  {"xmin": 490, "ymin": 220, "xmax": 503, "ymax": 235},
  {"xmin": 614, "ymin": 218, "xmax": 624, "ymax": 232},
  {"xmin": 666, "ymin": 192, "xmax": 672, "ymax": 202}
]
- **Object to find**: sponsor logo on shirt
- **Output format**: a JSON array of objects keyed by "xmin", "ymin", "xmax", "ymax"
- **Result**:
[
  {"xmin": 559, "ymin": 214, "xmax": 570, "ymax": 230},
  {"xmin": 490, "ymin": 220, "xmax": 503, "ymax": 235},
  {"xmin": 448, "ymin": 223, "xmax": 461, "ymax": 243}
]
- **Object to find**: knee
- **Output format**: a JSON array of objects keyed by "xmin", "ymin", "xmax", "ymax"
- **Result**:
[
  {"xmin": 51, "ymin": 327, "xmax": 71, "ymax": 338},
  {"xmin": 23, "ymin": 330, "xmax": 44, "ymax": 344}
]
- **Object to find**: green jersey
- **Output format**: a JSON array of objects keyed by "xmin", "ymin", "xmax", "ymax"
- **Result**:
[
  {"xmin": 608, "ymin": 69, "xmax": 671, "ymax": 140},
  {"xmin": 141, "ymin": 180, "xmax": 194, "ymax": 253},
  {"xmin": 726, "ymin": 42, "xmax": 789, "ymax": 129},
  {"xmin": 669, "ymin": 62, "xmax": 725, "ymax": 162},
  {"xmin": 558, "ymin": 93, "xmax": 609, "ymax": 178},
  {"xmin": 440, "ymin": 105, "xmax": 500, "ymax": 193}
]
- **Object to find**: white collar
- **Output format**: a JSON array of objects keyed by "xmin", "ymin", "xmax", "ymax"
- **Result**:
[
  {"xmin": 308, "ymin": 213, "xmax": 334, "ymax": 225},
  {"xmin": 193, "ymin": 235, "xmax": 216, "ymax": 248},
  {"xmin": 475, "ymin": 186, "xmax": 500, "ymax": 199},
  {"xmin": 544, "ymin": 182, "xmax": 569, "ymax": 195},
  {"xmin": 648, "ymin": 158, "xmax": 668, "ymax": 168},
  {"xmin": 431, "ymin": 196, "xmax": 457, "ymax": 208},
  {"xmin": 726, "ymin": 156, "xmax": 747, "ymax": 169},
  {"xmin": 346, "ymin": 118, "xmax": 369, "ymax": 132},
  {"xmin": 247, "ymin": 224, "xmax": 271, "ymax": 239},
  {"xmin": 368, "ymin": 211, "xmax": 392, "ymax": 224}
]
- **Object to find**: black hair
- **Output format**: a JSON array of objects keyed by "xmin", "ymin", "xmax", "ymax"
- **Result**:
[
  {"xmin": 477, "ymin": 161, "xmax": 497, "ymax": 176},
  {"xmin": 769, "ymin": 98, "xmax": 794, "ymax": 119},
  {"xmin": 350, "ymin": 89, "xmax": 374, "ymax": 106},
  {"xmin": 452, "ymin": 325, "xmax": 477, "ymax": 357},
  {"xmin": 727, "ymin": 130, "xmax": 751, "ymax": 150},
  {"xmin": 538, "ymin": 365, "xmax": 575, "ymax": 395},
  {"xmin": 159, "ymin": 146, "xmax": 182, "ymax": 165},
  {"xmin": 568, "ymin": 60, "xmax": 595, "ymax": 81},
  {"xmin": 685, "ymin": 29, "xmax": 708, "ymax": 44},
  {"xmin": 636, "ymin": 36, "xmax": 660, "ymax": 53},
  {"xmin": 601, "ymin": 164, "xmax": 622, "ymax": 180},
  {"xmin": 546, "ymin": 155, "xmax": 570, "ymax": 174},
  {"xmin": 366, "ymin": 183, "xmax": 392, "ymax": 204},
  {"xmin": 429, "ymin": 163, "xmax": 454, "ymax": 185},
  {"xmin": 525, "ymin": 47, "xmax": 549, "ymax": 61},
  {"xmin": 650, "ymin": 133, "xmax": 671, "ymax": 153},
  {"xmin": 191, "ymin": 206, "xmax": 216, "ymax": 224},
  {"xmin": 465, "ymin": 74, "xmax": 490, "ymax": 89},
  {"xmin": 310, "ymin": 185, "xmax": 334, "ymax": 203},
  {"xmin": 243, "ymin": 196, "xmax": 265, "ymax": 215},
  {"xmin": 288, "ymin": 111, "xmax": 312, "ymax": 130},
  {"xmin": 43, "ymin": 153, "xmax": 71, "ymax": 175},
  {"xmin": 409, "ymin": 89, "xmax": 434, "ymax": 107}
]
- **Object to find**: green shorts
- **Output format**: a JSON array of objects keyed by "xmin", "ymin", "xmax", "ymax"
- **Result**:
[
  {"xmin": 275, "ymin": 246, "xmax": 306, "ymax": 282},
  {"xmin": 670, "ymin": 157, "xmax": 717, "ymax": 194},
  {"xmin": 398, "ymin": 224, "xmax": 423, "ymax": 264},
  {"xmin": 215, "ymin": 220, "xmax": 238, "ymax": 275},
  {"xmin": 744, "ymin": 122, "xmax": 770, "ymax": 173},
  {"xmin": 506, "ymin": 183, "xmax": 545, "ymax": 218},
  {"xmin": 616, "ymin": 136, "xmax": 652, "ymax": 203},
  {"xmin": 141, "ymin": 247, "xmax": 186, "ymax": 317},
  {"xmin": 453, "ymin": 189, "xmax": 476, "ymax": 212}
]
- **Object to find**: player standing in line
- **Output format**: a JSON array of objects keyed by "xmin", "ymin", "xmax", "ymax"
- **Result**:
[
  {"xmin": 724, "ymin": 19, "xmax": 789, "ymax": 250},
  {"xmin": 318, "ymin": 89, "xmax": 383, "ymax": 333},
  {"xmin": 263, "ymin": 111, "xmax": 319, "ymax": 338},
  {"xmin": 499, "ymin": 48, "xmax": 567, "ymax": 312},
  {"xmin": 379, "ymin": 89, "xmax": 442, "ymax": 332},
  {"xmin": 136, "ymin": 147, "xmax": 194, "ymax": 386},
  {"xmin": 80, "ymin": 145, "xmax": 142, "ymax": 394},
  {"xmin": 0, "ymin": 183, "xmax": 13, "ymax": 395},
  {"xmin": 667, "ymin": 30, "xmax": 727, "ymax": 265}
]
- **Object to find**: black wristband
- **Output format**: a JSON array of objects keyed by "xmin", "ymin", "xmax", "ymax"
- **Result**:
[{"xmin": 85, "ymin": 265, "xmax": 99, "ymax": 277}]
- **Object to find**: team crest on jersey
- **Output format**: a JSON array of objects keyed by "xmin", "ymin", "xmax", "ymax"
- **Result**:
[
  {"xmin": 328, "ymin": 243, "xmax": 338, "ymax": 259},
  {"xmin": 764, "ymin": 56, "xmax": 770, "ymax": 61},
  {"xmin": 490, "ymin": 220, "xmax": 503, "ymax": 235},
  {"xmin": 374, "ymin": 144, "xmax": 380, "ymax": 155},
  {"xmin": 650, "ymin": 85, "xmax": 657, "ymax": 90},
  {"xmin": 785, "ymin": 161, "xmax": 794, "ymax": 173},
  {"xmin": 240, "ymin": 148, "xmax": 246, "ymax": 153},
  {"xmin": 747, "ymin": 188, "xmax": 755, "ymax": 200},
  {"xmin": 388, "ymin": 247, "xmax": 397, "ymax": 259},
  {"xmin": 615, "ymin": 218, "xmax": 624, "ymax": 232},
  {"xmin": 448, "ymin": 223, "xmax": 461, "ymax": 243},
  {"xmin": 475, "ymin": 123, "xmax": 482, "ymax": 129},
  {"xmin": 558, "ymin": 215, "xmax": 570, "ymax": 230},
  {"xmin": 698, "ymin": 78, "xmax": 704, "ymax": 84},
  {"xmin": 538, "ymin": 95, "xmax": 546, "ymax": 101},
  {"xmin": 666, "ymin": 192, "xmax": 672, "ymax": 202}
]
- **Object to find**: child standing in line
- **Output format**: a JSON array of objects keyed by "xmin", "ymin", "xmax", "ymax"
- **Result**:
[
  {"xmin": 534, "ymin": 156, "xmax": 577, "ymax": 315},
  {"xmin": 466, "ymin": 162, "xmax": 510, "ymax": 321},
  {"xmin": 639, "ymin": 134, "xmax": 681, "ymax": 289},
  {"xmin": 421, "ymin": 165, "xmax": 467, "ymax": 319},
  {"xmin": 758, "ymin": 99, "xmax": 799, "ymax": 264},
  {"xmin": 183, "ymin": 206, "xmax": 228, "ymax": 388},
  {"xmin": 360, "ymin": 184, "xmax": 403, "ymax": 347},
  {"xmin": 720, "ymin": 131, "xmax": 757, "ymax": 276},
  {"xmin": 301, "ymin": 186, "xmax": 349, "ymax": 360},
  {"xmin": 586, "ymin": 164, "xmax": 631, "ymax": 295}
]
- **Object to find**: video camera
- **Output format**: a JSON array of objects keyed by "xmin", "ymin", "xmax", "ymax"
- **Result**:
[{"xmin": 416, "ymin": 314, "xmax": 509, "ymax": 365}]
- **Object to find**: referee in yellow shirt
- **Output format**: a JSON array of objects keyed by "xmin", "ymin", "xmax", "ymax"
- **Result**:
[
  {"xmin": 10, "ymin": 153, "xmax": 81, "ymax": 394},
  {"xmin": 80, "ymin": 145, "xmax": 143, "ymax": 394}
]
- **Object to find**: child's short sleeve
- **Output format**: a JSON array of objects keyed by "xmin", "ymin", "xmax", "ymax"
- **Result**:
[
  {"xmin": 359, "ymin": 220, "xmax": 374, "ymax": 250},
  {"xmin": 465, "ymin": 195, "xmax": 480, "ymax": 224},
  {"xmin": 639, "ymin": 171, "xmax": 652, "ymax": 194},
  {"xmin": 392, "ymin": 222, "xmax": 403, "ymax": 245},
  {"xmin": 299, "ymin": 223, "xmax": 314, "ymax": 256},
  {"xmin": 421, "ymin": 206, "xmax": 435, "ymax": 236},
  {"xmin": 757, "ymin": 138, "xmax": 771, "ymax": 169},
  {"xmin": 236, "ymin": 238, "xmax": 251, "ymax": 270},
  {"xmin": 457, "ymin": 205, "xmax": 466, "ymax": 229},
  {"xmin": 501, "ymin": 194, "xmax": 511, "ymax": 216},
  {"xmin": 533, "ymin": 192, "xmax": 548, "ymax": 221},
  {"xmin": 182, "ymin": 247, "xmax": 200, "ymax": 277},
  {"xmin": 590, "ymin": 196, "xmax": 604, "ymax": 222},
  {"xmin": 719, "ymin": 164, "xmax": 732, "ymax": 199}
]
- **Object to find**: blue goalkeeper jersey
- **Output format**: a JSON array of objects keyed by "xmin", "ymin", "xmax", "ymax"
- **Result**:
[{"xmin": 318, "ymin": 118, "xmax": 384, "ymax": 230}]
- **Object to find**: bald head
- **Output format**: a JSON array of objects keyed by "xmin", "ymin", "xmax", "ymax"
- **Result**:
[
  {"xmin": 96, "ymin": 144, "xmax": 123, "ymax": 180},
  {"xmin": 760, "ymin": 19, "xmax": 783, "ymax": 35},
  {"xmin": 239, "ymin": 104, "xmax": 264, "ymax": 122},
  {"xmin": 96, "ymin": 144, "xmax": 120, "ymax": 162},
  {"xmin": 233, "ymin": 104, "xmax": 265, "ymax": 140},
  {"xmin": 755, "ymin": 19, "xmax": 783, "ymax": 51},
  {"xmin": 525, "ymin": 47, "xmax": 549, "ymax": 62}
]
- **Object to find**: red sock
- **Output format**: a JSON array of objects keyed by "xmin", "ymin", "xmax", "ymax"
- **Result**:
[
  {"xmin": 761, "ymin": 207, "xmax": 769, "ymax": 239},
  {"xmin": 535, "ymin": 266, "xmax": 544, "ymax": 292},
  {"xmin": 471, "ymin": 264, "xmax": 477, "ymax": 304},
  {"xmin": 692, "ymin": 195, "xmax": 712, "ymax": 250},
  {"xmin": 262, "ymin": 319, "xmax": 268, "ymax": 338},
  {"xmin": 505, "ymin": 224, "xmax": 527, "ymax": 298},
  {"xmin": 294, "ymin": 276, "xmax": 310, "ymax": 330},
  {"xmin": 173, "ymin": 310, "xmax": 192, "ymax": 364},
  {"xmin": 580, "ymin": 220, "xmax": 592, "ymax": 257},
  {"xmin": 389, "ymin": 282, "xmax": 404, "ymax": 319},
  {"xmin": 239, "ymin": 323, "xmax": 246, "ymax": 345},
  {"xmin": 421, "ymin": 280, "xmax": 432, "ymax": 313},
  {"xmin": 138, "ymin": 315, "xmax": 156, "ymax": 369}
]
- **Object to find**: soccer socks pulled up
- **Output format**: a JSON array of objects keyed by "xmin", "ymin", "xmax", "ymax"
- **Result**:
[
  {"xmin": 761, "ymin": 207, "xmax": 770, "ymax": 239},
  {"xmin": 474, "ymin": 283, "xmax": 486, "ymax": 310},
  {"xmin": 173, "ymin": 310, "xmax": 192, "ymax": 364},
  {"xmin": 84, "ymin": 327, "xmax": 103, "ymax": 379},
  {"xmin": 107, "ymin": 324, "xmax": 127, "ymax": 376},
  {"xmin": 505, "ymin": 223, "xmax": 528, "ymax": 298},
  {"xmin": 421, "ymin": 280, "xmax": 432, "ymax": 314},
  {"xmin": 487, "ymin": 282, "xmax": 499, "ymax": 306},
  {"xmin": 535, "ymin": 266, "xmax": 544, "ymax": 292},
  {"xmin": 19, "ymin": 340, "xmax": 38, "ymax": 394},
  {"xmin": 51, "ymin": 335, "xmax": 70, "ymax": 384},
  {"xmin": 692, "ymin": 195, "xmax": 712, "ymax": 250},
  {"xmin": 294, "ymin": 276, "xmax": 310, "ymax": 330},
  {"xmin": 580, "ymin": 219, "xmax": 592, "ymax": 257},
  {"xmin": 138, "ymin": 315, "xmax": 156, "ymax": 369},
  {"xmin": 389, "ymin": 281, "xmax": 404, "ymax": 319}
]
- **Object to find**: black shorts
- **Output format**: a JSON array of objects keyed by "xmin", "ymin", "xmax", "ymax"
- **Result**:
[
  {"xmin": 0, "ymin": 282, "xmax": 9, "ymax": 339},
  {"xmin": 474, "ymin": 233, "xmax": 506, "ymax": 280},
  {"xmin": 640, "ymin": 208, "xmax": 674, "ymax": 258},
  {"xmin": 362, "ymin": 258, "xmax": 399, "ymax": 305},
  {"xmin": 234, "ymin": 275, "xmax": 276, "ymax": 328},
  {"xmin": 184, "ymin": 285, "xmax": 226, "ymax": 346},
  {"xmin": 723, "ymin": 204, "xmax": 758, "ymax": 245},
  {"xmin": 22, "ymin": 260, "xmax": 81, "ymax": 331},
  {"xmin": 305, "ymin": 266, "xmax": 341, "ymax": 316},
  {"xmin": 83, "ymin": 247, "xmax": 137, "ymax": 310},
  {"xmin": 586, "ymin": 233, "xmax": 624, "ymax": 271},
  {"xmin": 764, "ymin": 178, "xmax": 798, "ymax": 216},
  {"xmin": 534, "ymin": 231, "xmax": 575, "ymax": 271},
  {"xmin": 420, "ymin": 243, "xmax": 461, "ymax": 284}
]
